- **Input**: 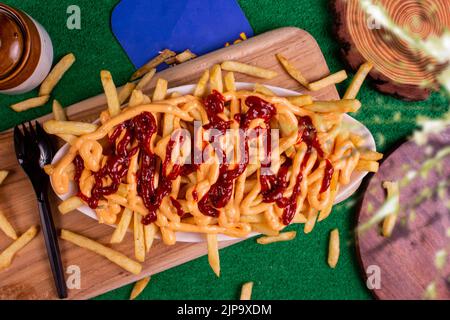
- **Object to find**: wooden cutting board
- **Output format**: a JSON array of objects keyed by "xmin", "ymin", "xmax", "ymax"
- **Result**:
[
  {"xmin": 0, "ymin": 27, "xmax": 339, "ymax": 300},
  {"xmin": 357, "ymin": 129, "xmax": 450, "ymax": 300}
]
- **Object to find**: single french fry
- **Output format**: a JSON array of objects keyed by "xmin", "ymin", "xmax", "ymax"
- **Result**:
[
  {"xmin": 344, "ymin": 62, "xmax": 373, "ymax": 99},
  {"xmin": 256, "ymin": 231, "xmax": 296, "ymax": 244},
  {"xmin": 134, "ymin": 212, "xmax": 145, "ymax": 262},
  {"xmin": 136, "ymin": 68, "xmax": 156, "ymax": 91},
  {"xmin": 43, "ymin": 165, "xmax": 54, "ymax": 175},
  {"xmin": 221, "ymin": 61, "xmax": 277, "ymax": 79},
  {"xmin": 240, "ymin": 282, "xmax": 254, "ymax": 300},
  {"xmin": 287, "ymin": 95, "xmax": 314, "ymax": 107},
  {"xmin": 276, "ymin": 53, "xmax": 309, "ymax": 87},
  {"xmin": 0, "ymin": 170, "xmax": 9, "ymax": 185},
  {"xmin": 206, "ymin": 233, "xmax": 220, "ymax": 277},
  {"xmin": 254, "ymin": 83, "xmax": 275, "ymax": 96},
  {"xmin": 240, "ymin": 32, "xmax": 247, "ymax": 40},
  {"xmin": 0, "ymin": 225, "xmax": 39, "ymax": 271},
  {"xmin": 101, "ymin": 70, "xmax": 121, "ymax": 116},
  {"xmin": 144, "ymin": 223, "xmax": 158, "ymax": 253},
  {"xmin": 130, "ymin": 276, "xmax": 151, "ymax": 300},
  {"xmin": 175, "ymin": 49, "xmax": 196, "ymax": 63},
  {"xmin": 0, "ymin": 210, "xmax": 17, "ymax": 240},
  {"xmin": 240, "ymin": 214, "xmax": 265, "ymax": 223},
  {"xmin": 10, "ymin": 95, "xmax": 50, "ymax": 112},
  {"xmin": 52, "ymin": 100, "xmax": 67, "ymax": 121},
  {"xmin": 43, "ymin": 120, "xmax": 97, "ymax": 135},
  {"xmin": 152, "ymin": 78, "xmax": 168, "ymax": 101},
  {"xmin": 209, "ymin": 64, "xmax": 223, "ymax": 93},
  {"xmin": 308, "ymin": 70, "xmax": 348, "ymax": 91},
  {"xmin": 194, "ymin": 70, "xmax": 210, "ymax": 97},
  {"xmin": 131, "ymin": 49, "xmax": 176, "ymax": 80},
  {"xmin": 349, "ymin": 133, "xmax": 365, "ymax": 148},
  {"xmin": 303, "ymin": 99, "xmax": 361, "ymax": 113},
  {"xmin": 328, "ymin": 229, "xmax": 340, "ymax": 268},
  {"xmin": 110, "ymin": 208, "xmax": 133, "ymax": 244},
  {"xmin": 118, "ymin": 82, "xmax": 137, "ymax": 105},
  {"xmin": 58, "ymin": 196, "xmax": 84, "ymax": 214},
  {"xmin": 382, "ymin": 181, "xmax": 400, "ymax": 237},
  {"xmin": 360, "ymin": 149, "xmax": 384, "ymax": 161},
  {"xmin": 224, "ymin": 72, "xmax": 236, "ymax": 92},
  {"xmin": 129, "ymin": 90, "xmax": 146, "ymax": 107},
  {"xmin": 355, "ymin": 160, "xmax": 379, "ymax": 172},
  {"xmin": 39, "ymin": 53, "xmax": 76, "ymax": 96},
  {"xmin": 61, "ymin": 229, "xmax": 142, "ymax": 274},
  {"xmin": 292, "ymin": 212, "xmax": 307, "ymax": 223}
]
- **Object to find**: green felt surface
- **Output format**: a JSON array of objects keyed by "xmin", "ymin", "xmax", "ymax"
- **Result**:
[{"xmin": 0, "ymin": 0, "xmax": 448, "ymax": 300}]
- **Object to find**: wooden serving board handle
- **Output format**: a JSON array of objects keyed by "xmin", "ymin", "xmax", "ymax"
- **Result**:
[
  {"xmin": 331, "ymin": 0, "xmax": 449, "ymax": 101},
  {"xmin": 0, "ymin": 27, "xmax": 339, "ymax": 300}
]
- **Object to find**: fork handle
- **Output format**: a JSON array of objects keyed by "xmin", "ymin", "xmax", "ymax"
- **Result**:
[{"xmin": 37, "ymin": 187, "xmax": 68, "ymax": 299}]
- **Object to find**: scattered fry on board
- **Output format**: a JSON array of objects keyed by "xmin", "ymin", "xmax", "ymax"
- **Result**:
[
  {"xmin": 308, "ymin": 70, "xmax": 348, "ymax": 91},
  {"xmin": 240, "ymin": 282, "xmax": 254, "ymax": 300},
  {"xmin": 0, "ymin": 210, "xmax": 18, "ymax": 240},
  {"xmin": 257, "ymin": 231, "xmax": 297, "ymax": 244},
  {"xmin": 276, "ymin": 53, "xmax": 309, "ymax": 88},
  {"xmin": 131, "ymin": 49, "xmax": 176, "ymax": 80},
  {"xmin": 382, "ymin": 181, "xmax": 400, "ymax": 237},
  {"xmin": 0, "ymin": 226, "xmax": 39, "ymax": 271},
  {"xmin": 130, "ymin": 276, "xmax": 151, "ymax": 300},
  {"xmin": 343, "ymin": 61, "xmax": 373, "ymax": 99},
  {"xmin": 221, "ymin": 61, "xmax": 278, "ymax": 79},
  {"xmin": 0, "ymin": 170, "xmax": 9, "ymax": 185},
  {"xmin": 52, "ymin": 100, "xmax": 67, "ymax": 121},
  {"xmin": 39, "ymin": 53, "xmax": 76, "ymax": 96},
  {"xmin": 327, "ymin": 228, "xmax": 340, "ymax": 269},
  {"xmin": 10, "ymin": 95, "xmax": 50, "ymax": 112}
]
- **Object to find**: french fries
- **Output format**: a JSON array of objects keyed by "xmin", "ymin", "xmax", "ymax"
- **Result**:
[
  {"xmin": 0, "ymin": 170, "xmax": 9, "ymax": 185},
  {"xmin": 101, "ymin": 70, "xmax": 121, "ymax": 116},
  {"xmin": 60, "ymin": 229, "xmax": 142, "ymax": 274},
  {"xmin": 43, "ymin": 120, "xmax": 98, "ymax": 135},
  {"xmin": 240, "ymin": 282, "xmax": 254, "ymax": 300},
  {"xmin": 308, "ymin": 70, "xmax": 348, "ymax": 91},
  {"xmin": 10, "ymin": 95, "xmax": 50, "ymax": 112},
  {"xmin": 0, "ymin": 226, "xmax": 39, "ymax": 271},
  {"xmin": 344, "ymin": 62, "xmax": 373, "ymax": 99},
  {"xmin": 254, "ymin": 83, "xmax": 275, "ymax": 96},
  {"xmin": 221, "ymin": 61, "xmax": 278, "ymax": 79},
  {"xmin": 302, "ymin": 99, "xmax": 361, "ymax": 113},
  {"xmin": 328, "ymin": 229, "xmax": 340, "ymax": 268},
  {"xmin": 58, "ymin": 196, "xmax": 84, "ymax": 214},
  {"xmin": 382, "ymin": 181, "xmax": 400, "ymax": 237},
  {"xmin": 206, "ymin": 233, "xmax": 220, "ymax": 277},
  {"xmin": 356, "ymin": 159, "xmax": 379, "ymax": 172},
  {"xmin": 130, "ymin": 276, "xmax": 151, "ymax": 300},
  {"xmin": 52, "ymin": 100, "xmax": 67, "ymax": 121},
  {"xmin": 276, "ymin": 53, "xmax": 309, "ymax": 87},
  {"xmin": 175, "ymin": 49, "xmax": 196, "ymax": 64},
  {"xmin": 304, "ymin": 209, "xmax": 318, "ymax": 234},
  {"xmin": 0, "ymin": 210, "xmax": 17, "ymax": 240},
  {"xmin": 256, "ymin": 231, "xmax": 296, "ymax": 244},
  {"xmin": 194, "ymin": 70, "xmax": 210, "ymax": 97},
  {"xmin": 39, "ymin": 53, "xmax": 76, "ymax": 96},
  {"xmin": 224, "ymin": 72, "xmax": 236, "ymax": 92},
  {"xmin": 152, "ymin": 78, "xmax": 168, "ymax": 101},
  {"xmin": 118, "ymin": 82, "xmax": 137, "ymax": 105},
  {"xmin": 209, "ymin": 64, "xmax": 223, "ymax": 93},
  {"xmin": 110, "ymin": 208, "xmax": 133, "ymax": 243},
  {"xmin": 131, "ymin": 49, "xmax": 176, "ymax": 80},
  {"xmin": 129, "ymin": 90, "xmax": 146, "ymax": 107},
  {"xmin": 136, "ymin": 68, "xmax": 156, "ymax": 91},
  {"xmin": 287, "ymin": 95, "xmax": 313, "ymax": 107},
  {"xmin": 134, "ymin": 212, "xmax": 146, "ymax": 262}
]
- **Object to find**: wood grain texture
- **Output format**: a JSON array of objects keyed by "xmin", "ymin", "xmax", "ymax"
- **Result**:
[
  {"xmin": 0, "ymin": 27, "xmax": 339, "ymax": 300},
  {"xmin": 331, "ymin": 0, "xmax": 448, "ymax": 101},
  {"xmin": 357, "ymin": 129, "xmax": 450, "ymax": 300}
]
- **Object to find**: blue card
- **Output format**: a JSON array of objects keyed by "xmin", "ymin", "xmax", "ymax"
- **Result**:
[{"xmin": 111, "ymin": 0, "xmax": 254, "ymax": 69}]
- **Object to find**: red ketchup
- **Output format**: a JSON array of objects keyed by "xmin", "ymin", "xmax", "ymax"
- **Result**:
[{"xmin": 197, "ymin": 92, "xmax": 276, "ymax": 217}]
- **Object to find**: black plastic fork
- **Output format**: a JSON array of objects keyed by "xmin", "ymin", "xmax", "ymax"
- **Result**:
[{"xmin": 14, "ymin": 121, "xmax": 67, "ymax": 299}]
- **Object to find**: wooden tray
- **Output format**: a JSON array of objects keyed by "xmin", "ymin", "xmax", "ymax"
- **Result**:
[{"xmin": 0, "ymin": 27, "xmax": 339, "ymax": 300}]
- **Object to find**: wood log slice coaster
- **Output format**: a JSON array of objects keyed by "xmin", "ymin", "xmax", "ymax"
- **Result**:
[
  {"xmin": 357, "ymin": 128, "xmax": 450, "ymax": 299},
  {"xmin": 331, "ymin": 0, "xmax": 450, "ymax": 101}
]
